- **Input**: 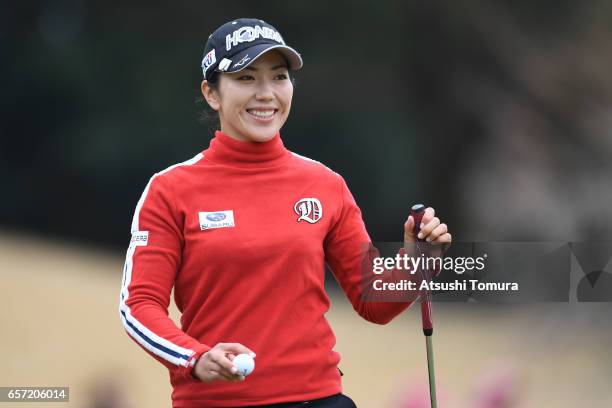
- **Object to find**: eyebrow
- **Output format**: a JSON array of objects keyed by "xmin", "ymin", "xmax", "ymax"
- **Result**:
[{"xmin": 244, "ymin": 64, "xmax": 287, "ymax": 71}]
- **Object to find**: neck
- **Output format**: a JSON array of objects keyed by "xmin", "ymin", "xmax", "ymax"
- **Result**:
[{"xmin": 204, "ymin": 130, "xmax": 291, "ymax": 168}]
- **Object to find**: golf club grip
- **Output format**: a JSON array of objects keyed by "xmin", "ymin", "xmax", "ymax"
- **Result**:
[
  {"xmin": 411, "ymin": 205, "xmax": 426, "ymax": 243},
  {"xmin": 410, "ymin": 204, "xmax": 434, "ymax": 336}
]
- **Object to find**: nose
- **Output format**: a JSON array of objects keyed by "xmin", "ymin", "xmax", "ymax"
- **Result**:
[{"xmin": 255, "ymin": 79, "xmax": 274, "ymax": 101}]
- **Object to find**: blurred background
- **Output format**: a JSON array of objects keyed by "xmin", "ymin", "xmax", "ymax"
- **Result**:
[{"xmin": 2, "ymin": 0, "xmax": 612, "ymax": 406}]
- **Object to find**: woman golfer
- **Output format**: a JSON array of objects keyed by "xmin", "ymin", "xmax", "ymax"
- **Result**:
[{"xmin": 119, "ymin": 18, "xmax": 451, "ymax": 407}]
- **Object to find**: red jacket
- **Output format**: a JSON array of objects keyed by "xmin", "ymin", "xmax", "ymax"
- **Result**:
[{"xmin": 119, "ymin": 131, "xmax": 413, "ymax": 407}]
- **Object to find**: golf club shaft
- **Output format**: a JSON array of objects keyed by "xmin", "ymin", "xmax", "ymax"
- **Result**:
[
  {"xmin": 410, "ymin": 205, "xmax": 433, "ymax": 335},
  {"xmin": 410, "ymin": 204, "xmax": 438, "ymax": 408},
  {"xmin": 426, "ymin": 336, "xmax": 438, "ymax": 408}
]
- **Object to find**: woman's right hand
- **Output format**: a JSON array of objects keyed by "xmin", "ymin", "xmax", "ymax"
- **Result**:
[{"xmin": 192, "ymin": 343, "xmax": 256, "ymax": 383}]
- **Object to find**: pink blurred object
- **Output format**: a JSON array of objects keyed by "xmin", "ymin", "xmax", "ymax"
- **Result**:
[
  {"xmin": 397, "ymin": 380, "xmax": 450, "ymax": 408},
  {"xmin": 473, "ymin": 365, "xmax": 522, "ymax": 408}
]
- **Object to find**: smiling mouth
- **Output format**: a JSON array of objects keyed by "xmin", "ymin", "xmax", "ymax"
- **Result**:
[{"xmin": 246, "ymin": 109, "xmax": 277, "ymax": 122}]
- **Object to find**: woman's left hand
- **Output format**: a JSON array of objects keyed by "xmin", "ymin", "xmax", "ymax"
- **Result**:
[{"xmin": 404, "ymin": 207, "xmax": 452, "ymax": 255}]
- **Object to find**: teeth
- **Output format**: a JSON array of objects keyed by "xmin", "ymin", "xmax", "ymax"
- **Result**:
[{"xmin": 248, "ymin": 110, "xmax": 274, "ymax": 118}]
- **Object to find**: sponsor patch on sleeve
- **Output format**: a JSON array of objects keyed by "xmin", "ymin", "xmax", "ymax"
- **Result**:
[{"xmin": 130, "ymin": 231, "xmax": 149, "ymax": 246}]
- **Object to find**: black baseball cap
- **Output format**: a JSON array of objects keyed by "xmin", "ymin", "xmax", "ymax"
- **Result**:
[{"xmin": 201, "ymin": 18, "xmax": 303, "ymax": 80}]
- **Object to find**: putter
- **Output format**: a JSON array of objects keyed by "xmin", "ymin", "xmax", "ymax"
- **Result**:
[{"xmin": 410, "ymin": 204, "xmax": 438, "ymax": 408}]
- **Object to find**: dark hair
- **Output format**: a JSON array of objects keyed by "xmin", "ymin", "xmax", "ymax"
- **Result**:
[{"xmin": 196, "ymin": 72, "xmax": 221, "ymax": 129}]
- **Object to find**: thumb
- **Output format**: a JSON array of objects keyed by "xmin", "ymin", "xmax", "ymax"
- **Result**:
[{"xmin": 404, "ymin": 215, "xmax": 416, "ymax": 243}]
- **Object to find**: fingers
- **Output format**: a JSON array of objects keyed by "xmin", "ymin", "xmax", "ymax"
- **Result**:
[
  {"xmin": 208, "ymin": 350, "xmax": 241, "ymax": 378},
  {"xmin": 195, "ymin": 342, "xmax": 255, "ymax": 384},
  {"xmin": 208, "ymin": 361, "xmax": 243, "ymax": 382},
  {"xmin": 418, "ymin": 217, "xmax": 440, "ymax": 241},
  {"xmin": 405, "ymin": 207, "xmax": 452, "ymax": 250},
  {"xmin": 434, "ymin": 232, "xmax": 452, "ymax": 243},
  {"xmin": 217, "ymin": 342, "xmax": 256, "ymax": 358},
  {"xmin": 421, "ymin": 207, "xmax": 435, "ymax": 228},
  {"xmin": 427, "ymin": 223, "xmax": 448, "ymax": 242},
  {"xmin": 405, "ymin": 207, "xmax": 436, "ymax": 240},
  {"xmin": 207, "ymin": 360, "xmax": 235, "ymax": 380}
]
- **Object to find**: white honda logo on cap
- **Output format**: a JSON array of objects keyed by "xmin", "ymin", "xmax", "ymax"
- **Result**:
[{"xmin": 226, "ymin": 25, "xmax": 285, "ymax": 51}]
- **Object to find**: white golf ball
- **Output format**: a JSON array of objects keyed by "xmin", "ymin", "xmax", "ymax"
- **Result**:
[{"xmin": 233, "ymin": 353, "xmax": 255, "ymax": 376}]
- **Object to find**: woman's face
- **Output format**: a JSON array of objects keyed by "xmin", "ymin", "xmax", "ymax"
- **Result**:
[{"xmin": 202, "ymin": 51, "xmax": 293, "ymax": 143}]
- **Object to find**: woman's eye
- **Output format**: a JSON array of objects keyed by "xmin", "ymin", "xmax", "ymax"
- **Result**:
[
  {"xmin": 275, "ymin": 74, "xmax": 288, "ymax": 80},
  {"xmin": 237, "ymin": 75, "xmax": 254, "ymax": 81}
]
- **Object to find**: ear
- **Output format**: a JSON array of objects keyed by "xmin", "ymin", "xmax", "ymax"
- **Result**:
[{"xmin": 201, "ymin": 80, "xmax": 220, "ymax": 111}]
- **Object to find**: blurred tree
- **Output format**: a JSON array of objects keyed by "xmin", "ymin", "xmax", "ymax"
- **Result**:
[{"xmin": 2, "ymin": 0, "xmax": 611, "ymax": 247}]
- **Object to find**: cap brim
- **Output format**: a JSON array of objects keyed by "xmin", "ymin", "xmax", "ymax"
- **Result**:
[{"xmin": 222, "ymin": 43, "xmax": 303, "ymax": 74}]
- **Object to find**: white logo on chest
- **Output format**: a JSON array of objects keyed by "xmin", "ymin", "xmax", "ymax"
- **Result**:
[
  {"xmin": 294, "ymin": 198, "xmax": 323, "ymax": 224},
  {"xmin": 199, "ymin": 210, "xmax": 235, "ymax": 230}
]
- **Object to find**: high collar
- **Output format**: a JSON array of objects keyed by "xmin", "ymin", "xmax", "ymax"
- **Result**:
[{"xmin": 203, "ymin": 130, "xmax": 292, "ymax": 169}]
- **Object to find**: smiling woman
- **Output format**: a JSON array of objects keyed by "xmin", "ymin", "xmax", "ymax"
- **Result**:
[
  {"xmin": 119, "ymin": 17, "xmax": 451, "ymax": 408},
  {"xmin": 201, "ymin": 51, "xmax": 294, "ymax": 143}
]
